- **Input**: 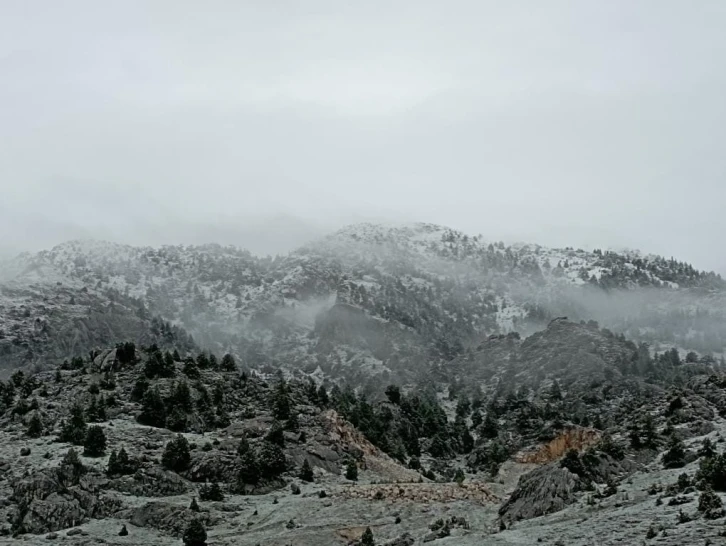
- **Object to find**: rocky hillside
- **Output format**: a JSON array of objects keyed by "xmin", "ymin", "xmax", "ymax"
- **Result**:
[
  {"xmin": 1, "ymin": 223, "xmax": 725, "ymax": 378},
  {"xmin": 1, "ymin": 319, "xmax": 726, "ymax": 544}
]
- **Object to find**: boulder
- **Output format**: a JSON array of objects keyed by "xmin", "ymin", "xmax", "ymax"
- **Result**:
[{"xmin": 499, "ymin": 464, "xmax": 581, "ymax": 523}]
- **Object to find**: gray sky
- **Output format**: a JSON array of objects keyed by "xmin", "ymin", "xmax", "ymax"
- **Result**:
[{"xmin": 1, "ymin": 1, "xmax": 725, "ymax": 271}]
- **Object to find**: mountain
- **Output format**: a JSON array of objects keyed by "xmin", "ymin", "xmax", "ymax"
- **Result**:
[
  {"xmin": 1, "ymin": 222, "xmax": 726, "ymax": 543},
  {"xmin": 1, "ymin": 222, "xmax": 724, "ymax": 378}
]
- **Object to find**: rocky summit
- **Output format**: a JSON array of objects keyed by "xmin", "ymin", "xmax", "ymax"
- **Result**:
[{"xmin": 0, "ymin": 224, "xmax": 725, "ymax": 545}]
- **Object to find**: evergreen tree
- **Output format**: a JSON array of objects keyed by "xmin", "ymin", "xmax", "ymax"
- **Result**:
[
  {"xmin": 272, "ymin": 378, "xmax": 291, "ymax": 420},
  {"xmin": 266, "ymin": 420, "xmax": 285, "ymax": 447},
  {"xmin": 480, "ymin": 413, "xmax": 499, "ymax": 439},
  {"xmin": 258, "ymin": 441, "xmax": 286, "ymax": 480},
  {"xmin": 299, "ymin": 459, "xmax": 314, "ymax": 482},
  {"xmin": 27, "ymin": 412, "xmax": 43, "ymax": 438},
  {"xmin": 208, "ymin": 354, "xmax": 218, "ymax": 370},
  {"xmin": 130, "ymin": 376, "xmax": 149, "ymax": 402},
  {"xmin": 361, "ymin": 527, "xmax": 375, "ymax": 546},
  {"xmin": 86, "ymin": 395, "xmax": 106, "ymax": 423},
  {"xmin": 345, "ymin": 460, "xmax": 358, "ymax": 481},
  {"xmin": 699, "ymin": 438, "xmax": 716, "ymax": 459},
  {"xmin": 285, "ymin": 411, "xmax": 300, "ymax": 432},
  {"xmin": 237, "ymin": 447, "xmax": 260, "ymax": 486},
  {"xmin": 59, "ymin": 402, "xmax": 87, "ymax": 445},
  {"xmin": 200, "ymin": 482, "xmax": 224, "ymax": 502},
  {"xmin": 317, "ymin": 385, "xmax": 329, "ymax": 407},
  {"xmin": 162, "ymin": 434, "xmax": 191, "ymax": 472},
  {"xmin": 196, "ymin": 353, "xmax": 210, "ymax": 369},
  {"xmin": 662, "ymin": 436, "xmax": 687, "ymax": 469},
  {"xmin": 471, "ymin": 409, "xmax": 483, "ymax": 429},
  {"xmin": 385, "ymin": 385, "xmax": 401, "ymax": 405},
  {"xmin": 182, "ymin": 518, "xmax": 207, "ymax": 546},
  {"xmin": 83, "ymin": 425, "xmax": 107, "ymax": 457},
  {"xmin": 189, "ymin": 497, "xmax": 200, "ymax": 512},
  {"xmin": 220, "ymin": 354, "xmax": 236, "ymax": 371},
  {"xmin": 58, "ymin": 448, "xmax": 85, "ymax": 485},
  {"xmin": 549, "ymin": 380, "xmax": 563, "ymax": 401},
  {"xmin": 183, "ymin": 358, "xmax": 200, "ymax": 379},
  {"xmin": 138, "ymin": 387, "xmax": 166, "ymax": 428}
]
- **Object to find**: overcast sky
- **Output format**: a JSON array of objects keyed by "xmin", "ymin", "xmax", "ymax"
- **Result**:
[{"xmin": 1, "ymin": 2, "xmax": 725, "ymax": 271}]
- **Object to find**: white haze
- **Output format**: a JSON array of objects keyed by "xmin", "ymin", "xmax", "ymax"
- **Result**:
[{"xmin": 1, "ymin": 1, "xmax": 725, "ymax": 274}]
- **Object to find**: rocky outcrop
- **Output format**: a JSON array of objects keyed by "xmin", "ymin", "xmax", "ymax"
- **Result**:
[
  {"xmin": 11, "ymin": 469, "xmax": 122, "ymax": 535},
  {"xmin": 498, "ymin": 464, "xmax": 581, "ymax": 523},
  {"xmin": 184, "ymin": 451, "xmax": 239, "ymax": 483},
  {"xmin": 108, "ymin": 467, "xmax": 189, "ymax": 497},
  {"xmin": 130, "ymin": 502, "xmax": 217, "ymax": 537}
]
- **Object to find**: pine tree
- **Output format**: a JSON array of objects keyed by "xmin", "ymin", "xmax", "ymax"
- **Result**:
[
  {"xmin": 182, "ymin": 518, "xmax": 207, "ymax": 546},
  {"xmin": 285, "ymin": 411, "xmax": 300, "ymax": 432},
  {"xmin": 385, "ymin": 385, "xmax": 401, "ymax": 405},
  {"xmin": 59, "ymin": 402, "xmax": 87, "ymax": 445},
  {"xmin": 138, "ymin": 387, "xmax": 166, "ymax": 428},
  {"xmin": 258, "ymin": 441, "xmax": 286, "ymax": 480},
  {"xmin": 86, "ymin": 395, "xmax": 106, "ymax": 423},
  {"xmin": 130, "ymin": 376, "xmax": 149, "ymax": 402},
  {"xmin": 361, "ymin": 527, "xmax": 375, "ymax": 546},
  {"xmin": 200, "ymin": 482, "xmax": 224, "ymax": 501},
  {"xmin": 190, "ymin": 497, "xmax": 200, "ymax": 512},
  {"xmin": 317, "ymin": 385, "xmax": 329, "ymax": 407},
  {"xmin": 662, "ymin": 435, "xmax": 687, "ymax": 469},
  {"xmin": 27, "ymin": 412, "xmax": 43, "ymax": 438},
  {"xmin": 345, "ymin": 460, "xmax": 358, "ymax": 481},
  {"xmin": 299, "ymin": 459, "xmax": 314, "ymax": 482},
  {"xmin": 162, "ymin": 434, "xmax": 191, "ymax": 472},
  {"xmin": 266, "ymin": 420, "xmax": 285, "ymax": 447},
  {"xmin": 272, "ymin": 379, "xmax": 291, "ymax": 420},
  {"xmin": 83, "ymin": 425, "xmax": 107, "ymax": 457},
  {"xmin": 183, "ymin": 358, "xmax": 201, "ymax": 379},
  {"xmin": 220, "ymin": 354, "xmax": 236, "ymax": 372},
  {"xmin": 238, "ymin": 447, "xmax": 260, "ymax": 486},
  {"xmin": 480, "ymin": 413, "xmax": 498, "ymax": 439}
]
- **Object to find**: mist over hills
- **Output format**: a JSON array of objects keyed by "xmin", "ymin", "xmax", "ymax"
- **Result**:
[{"xmin": 1, "ymin": 222, "xmax": 724, "ymax": 376}]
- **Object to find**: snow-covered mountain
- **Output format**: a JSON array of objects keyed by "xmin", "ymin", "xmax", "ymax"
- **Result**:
[{"xmin": 1, "ymin": 222, "xmax": 725, "ymax": 374}]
